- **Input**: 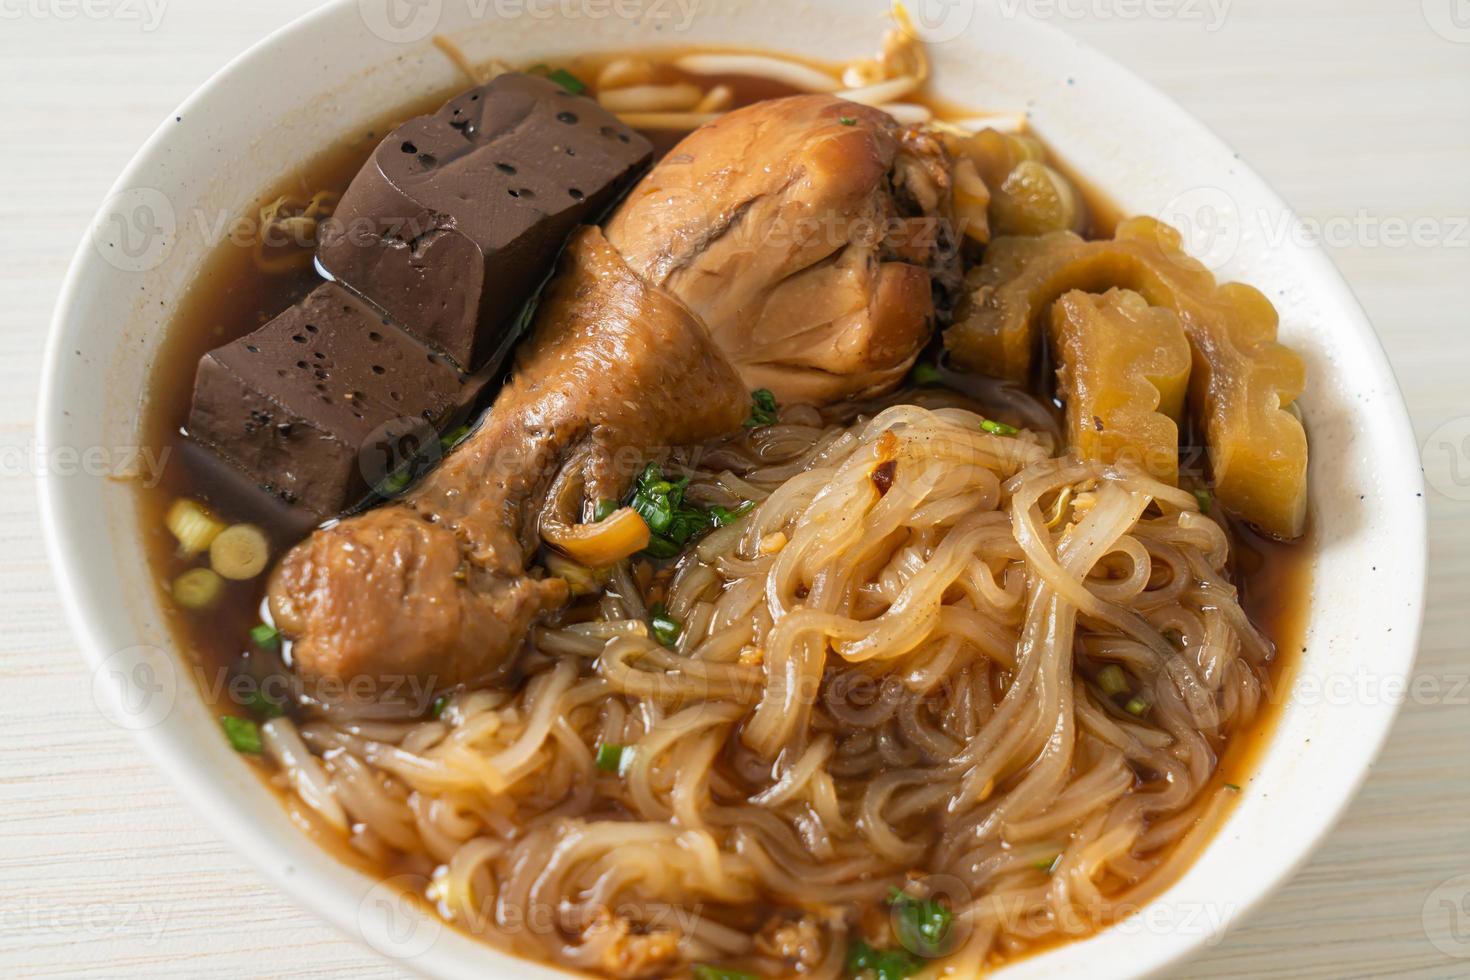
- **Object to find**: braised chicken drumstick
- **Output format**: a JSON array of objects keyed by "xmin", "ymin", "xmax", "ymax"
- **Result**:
[{"xmin": 268, "ymin": 96, "xmax": 958, "ymax": 693}]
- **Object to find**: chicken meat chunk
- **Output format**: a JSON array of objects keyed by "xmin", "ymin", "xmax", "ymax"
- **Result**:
[{"xmin": 605, "ymin": 96, "xmax": 960, "ymax": 403}]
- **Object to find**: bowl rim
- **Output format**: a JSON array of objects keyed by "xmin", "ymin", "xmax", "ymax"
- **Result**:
[{"xmin": 37, "ymin": 2, "xmax": 1428, "ymax": 977}]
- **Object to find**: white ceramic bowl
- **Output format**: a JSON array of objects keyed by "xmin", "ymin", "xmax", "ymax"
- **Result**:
[{"xmin": 38, "ymin": 1, "xmax": 1426, "ymax": 977}]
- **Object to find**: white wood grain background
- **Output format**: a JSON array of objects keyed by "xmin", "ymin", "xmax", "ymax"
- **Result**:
[{"xmin": 2, "ymin": 1, "xmax": 1466, "ymax": 976}]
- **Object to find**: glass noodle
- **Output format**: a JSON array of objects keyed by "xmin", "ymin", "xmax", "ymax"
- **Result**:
[{"xmin": 269, "ymin": 401, "xmax": 1272, "ymax": 976}]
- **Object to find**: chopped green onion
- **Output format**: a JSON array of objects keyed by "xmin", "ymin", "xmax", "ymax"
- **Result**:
[
  {"xmin": 692, "ymin": 966, "xmax": 757, "ymax": 980},
  {"xmin": 525, "ymin": 64, "xmax": 587, "ymax": 95},
  {"xmin": 625, "ymin": 462, "xmax": 726, "ymax": 559},
  {"xmin": 980, "ymin": 418, "xmax": 1019, "ymax": 437},
  {"xmin": 172, "ymin": 567, "xmax": 224, "ymax": 611},
  {"xmin": 243, "ymin": 687, "xmax": 284, "ymax": 719},
  {"xmin": 629, "ymin": 463, "xmax": 680, "ymax": 534},
  {"xmin": 548, "ymin": 67, "xmax": 586, "ymax": 94},
  {"xmin": 166, "ymin": 497, "xmax": 225, "ymax": 557},
  {"xmin": 1125, "ymin": 695, "xmax": 1151, "ymax": 717},
  {"xmin": 1032, "ymin": 853, "xmax": 1062, "ymax": 873},
  {"xmin": 838, "ymin": 116, "xmax": 857, "ymax": 126},
  {"xmin": 846, "ymin": 939, "xmax": 920, "ymax": 980},
  {"xmin": 744, "ymin": 388, "xmax": 780, "ymax": 428},
  {"xmin": 1224, "ymin": 782, "xmax": 1241, "ymax": 792},
  {"xmin": 220, "ymin": 715, "xmax": 263, "ymax": 754},
  {"xmin": 596, "ymin": 743, "xmax": 629, "ymax": 774},
  {"xmin": 640, "ymin": 535, "xmax": 683, "ymax": 560},
  {"xmin": 379, "ymin": 466, "xmax": 414, "ymax": 498},
  {"xmin": 432, "ymin": 695, "xmax": 449, "ymax": 719},
  {"xmin": 439, "ymin": 423, "xmax": 471, "ymax": 452},
  {"xmin": 1097, "ymin": 664, "xmax": 1128, "ymax": 696},
  {"xmin": 910, "ymin": 360, "xmax": 942, "ymax": 386},
  {"xmin": 249, "ymin": 623, "xmax": 280, "ymax": 650},
  {"xmin": 888, "ymin": 888, "xmax": 953, "ymax": 957},
  {"xmin": 210, "ymin": 523, "xmax": 270, "ymax": 581},
  {"xmin": 1194, "ymin": 488, "xmax": 1212, "ymax": 513},
  {"xmin": 650, "ymin": 602, "xmax": 682, "ymax": 648},
  {"xmin": 593, "ymin": 498, "xmax": 619, "ymax": 522},
  {"xmin": 709, "ymin": 500, "xmax": 755, "ymax": 527}
]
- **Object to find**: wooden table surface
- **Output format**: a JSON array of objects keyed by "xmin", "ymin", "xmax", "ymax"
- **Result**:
[{"xmin": 2, "ymin": 1, "xmax": 1466, "ymax": 976}]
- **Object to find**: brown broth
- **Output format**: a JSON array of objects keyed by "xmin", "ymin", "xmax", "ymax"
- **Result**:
[{"xmin": 134, "ymin": 45, "xmax": 1312, "ymax": 972}]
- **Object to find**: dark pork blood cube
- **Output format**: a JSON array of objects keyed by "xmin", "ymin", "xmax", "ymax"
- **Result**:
[
  {"xmin": 186, "ymin": 282, "xmax": 484, "ymax": 518},
  {"xmin": 318, "ymin": 72, "xmax": 653, "ymax": 371}
]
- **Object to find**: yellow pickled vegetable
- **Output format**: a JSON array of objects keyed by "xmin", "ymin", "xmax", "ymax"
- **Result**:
[
  {"xmin": 946, "ymin": 217, "xmax": 1308, "ymax": 538},
  {"xmin": 1049, "ymin": 289, "xmax": 1192, "ymax": 485},
  {"xmin": 165, "ymin": 497, "xmax": 225, "ymax": 557},
  {"xmin": 542, "ymin": 506, "xmax": 651, "ymax": 568},
  {"xmin": 209, "ymin": 524, "xmax": 271, "ymax": 580},
  {"xmin": 172, "ymin": 567, "xmax": 224, "ymax": 611}
]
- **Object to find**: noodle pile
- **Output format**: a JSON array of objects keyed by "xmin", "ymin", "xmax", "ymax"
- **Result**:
[{"xmin": 268, "ymin": 403, "xmax": 1271, "ymax": 978}]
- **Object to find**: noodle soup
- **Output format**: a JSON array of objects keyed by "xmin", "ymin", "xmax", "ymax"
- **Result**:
[{"xmin": 139, "ymin": 22, "xmax": 1310, "ymax": 980}]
